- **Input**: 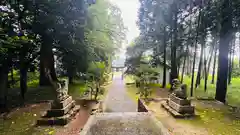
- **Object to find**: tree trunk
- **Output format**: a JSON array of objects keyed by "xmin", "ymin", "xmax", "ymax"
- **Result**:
[
  {"xmin": 162, "ymin": 28, "xmax": 167, "ymax": 88},
  {"xmin": 215, "ymin": 0, "xmax": 232, "ymax": 103},
  {"xmin": 39, "ymin": 42, "xmax": 58, "ymax": 86},
  {"xmin": 181, "ymin": 56, "xmax": 186, "ymax": 83},
  {"xmin": 228, "ymin": 37, "xmax": 235, "ymax": 85},
  {"xmin": 20, "ymin": 67, "xmax": 27, "ymax": 100},
  {"xmin": 95, "ymin": 82, "xmax": 99, "ymax": 100},
  {"xmin": 182, "ymin": 1, "xmax": 192, "ymax": 80},
  {"xmin": 68, "ymin": 66, "xmax": 74, "ymax": 84},
  {"xmin": 177, "ymin": 61, "xmax": 181, "ymax": 77},
  {"xmin": 191, "ymin": 45, "xmax": 197, "ymax": 97},
  {"xmin": 205, "ymin": 42, "xmax": 215, "ymax": 91},
  {"xmin": 239, "ymin": 33, "xmax": 240, "ymax": 67},
  {"xmin": 11, "ymin": 67, "xmax": 14, "ymax": 86},
  {"xmin": 170, "ymin": 3, "xmax": 178, "ymax": 82},
  {"xmin": 190, "ymin": 7, "xmax": 202, "ymax": 97},
  {"xmin": 187, "ymin": 57, "xmax": 192, "ymax": 76},
  {"xmin": 195, "ymin": 41, "xmax": 204, "ymax": 88},
  {"xmin": 0, "ymin": 60, "xmax": 10, "ymax": 110},
  {"xmin": 228, "ymin": 43, "xmax": 232, "ymax": 85},
  {"xmin": 211, "ymin": 42, "xmax": 218, "ymax": 84},
  {"xmin": 203, "ymin": 50, "xmax": 208, "ymax": 91}
]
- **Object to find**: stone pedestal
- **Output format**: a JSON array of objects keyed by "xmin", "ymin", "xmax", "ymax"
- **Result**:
[
  {"xmin": 37, "ymin": 79, "xmax": 80, "ymax": 126},
  {"xmin": 162, "ymin": 94, "xmax": 195, "ymax": 118},
  {"xmin": 37, "ymin": 95, "xmax": 80, "ymax": 126}
]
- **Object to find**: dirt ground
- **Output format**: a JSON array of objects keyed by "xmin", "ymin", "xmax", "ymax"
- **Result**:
[
  {"xmin": 145, "ymin": 88, "xmax": 208, "ymax": 135},
  {"xmin": 148, "ymin": 100, "xmax": 209, "ymax": 135},
  {"xmin": 55, "ymin": 102, "xmax": 95, "ymax": 135},
  {"xmin": 0, "ymin": 101, "xmax": 97, "ymax": 135},
  {"xmin": 146, "ymin": 88, "xmax": 240, "ymax": 135}
]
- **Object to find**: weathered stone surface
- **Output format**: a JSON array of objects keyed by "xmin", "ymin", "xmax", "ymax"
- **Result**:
[
  {"xmin": 169, "ymin": 94, "xmax": 190, "ymax": 106},
  {"xmin": 161, "ymin": 102, "xmax": 194, "ymax": 118},
  {"xmin": 45, "ymin": 101, "xmax": 75, "ymax": 117},
  {"xmin": 37, "ymin": 79, "xmax": 80, "ymax": 126},
  {"xmin": 80, "ymin": 113, "xmax": 170, "ymax": 135},
  {"xmin": 168, "ymin": 100, "xmax": 194, "ymax": 114},
  {"xmin": 51, "ymin": 96, "xmax": 73, "ymax": 109},
  {"xmin": 37, "ymin": 105, "xmax": 80, "ymax": 126}
]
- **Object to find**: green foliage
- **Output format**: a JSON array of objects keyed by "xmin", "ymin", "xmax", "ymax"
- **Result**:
[
  {"xmin": 87, "ymin": 62, "xmax": 106, "ymax": 81},
  {"xmin": 68, "ymin": 82, "xmax": 87, "ymax": 98},
  {"xmin": 0, "ymin": 0, "xmax": 126, "ymax": 94},
  {"xmin": 232, "ymin": 61, "xmax": 240, "ymax": 77},
  {"xmin": 232, "ymin": 67, "xmax": 240, "ymax": 77}
]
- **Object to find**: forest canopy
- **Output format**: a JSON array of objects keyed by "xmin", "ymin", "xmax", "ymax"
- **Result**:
[{"xmin": 0, "ymin": 0, "xmax": 126, "ymax": 109}]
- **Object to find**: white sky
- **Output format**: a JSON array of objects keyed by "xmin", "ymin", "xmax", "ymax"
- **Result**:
[{"xmin": 109, "ymin": 0, "xmax": 140, "ymax": 58}]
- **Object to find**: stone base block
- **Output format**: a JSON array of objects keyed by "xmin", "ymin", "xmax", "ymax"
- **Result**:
[
  {"xmin": 161, "ymin": 102, "xmax": 195, "ymax": 118},
  {"xmin": 168, "ymin": 100, "xmax": 194, "ymax": 114},
  {"xmin": 169, "ymin": 94, "xmax": 190, "ymax": 106},
  {"xmin": 37, "ymin": 105, "xmax": 80, "ymax": 126},
  {"xmin": 44, "ymin": 101, "xmax": 75, "ymax": 117}
]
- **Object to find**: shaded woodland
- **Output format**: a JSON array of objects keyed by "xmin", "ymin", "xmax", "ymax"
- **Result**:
[
  {"xmin": 0, "ymin": 0, "xmax": 126, "ymax": 112},
  {"xmin": 125, "ymin": 0, "xmax": 240, "ymax": 104}
]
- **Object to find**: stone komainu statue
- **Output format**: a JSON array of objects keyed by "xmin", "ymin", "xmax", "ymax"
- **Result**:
[
  {"xmin": 55, "ymin": 80, "xmax": 69, "ymax": 101},
  {"xmin": 171, "ymin": 79, "xmax": 187, "ymax": 99}
]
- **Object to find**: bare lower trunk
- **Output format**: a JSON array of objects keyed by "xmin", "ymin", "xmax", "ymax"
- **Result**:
[
  {"xmin": 162, "ymin": 28, "xmax": 167, "ymax": 88},
  {"xmin": 187, "ymin": 57, "xmax": 192, "ymax": 76},
  {"xmin": 195, "ymin": 42, "xmax": 204, "ymax": 88},
  {"xmin": 239, "ymin": 33, "xmax": 240, "ymax": 67},
  {"xmin": 228, "ymin": 47, "xmax": 232, "ymax": 85},
  {"xmin": 170, "ymin": 2, "xmax": 178, "ymax": 83},
  {"xmin": 68, "ymin": 67, "xmax": 75, "ymax": 84},
  {"xmin": 191, "ymin": 6, "xmax": 202, "ymax": 97},
  {"xmin": 95, "ymin": 82, "xmax": 99, "ymax": 100},
  {"xmin": 191, "ymin": 45, "xmax": 197, "ymax": 97},
  {"xmin": 20, "ymin": 67, "xmax": 27, "ymax": 100},
  {"xmin": 0, "ymin": 61, "xmax": 10, "ymax": 110},
  {"xmin": 204, "ymin": 43, "xmax": 214, "ymax": 91},
  {"xmin": 181, "ymin": 57, "xmax": 186, "ymax": 83},
  {"xmin": 228, "ymin": 37, "xmax": 235, "ymax": 85},
  {"xmin": 211, "ymin": 44, "xmax": 218, "ymax": 84},
  {"xmin": 215, "ymin": 0, "xmax": 232, "ymax": 103},
  {"xmin": 11, "ymin": 67, "xmax": 14, "ymax": 86},
  {"xmin": 39, "ymin": 42, "xmax": 58, "ymax": 86}
]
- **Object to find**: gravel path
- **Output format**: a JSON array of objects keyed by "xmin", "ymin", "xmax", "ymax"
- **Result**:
[{"xmin": 104, "ymin": 74, "xmax": 137, "ymax": 112}]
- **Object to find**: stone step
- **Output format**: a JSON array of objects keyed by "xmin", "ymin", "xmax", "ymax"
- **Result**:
[
  {"xmin": 81, "ymin": 112, "xmax": 170, "ymax": 135},
  {"xmin": 37, "ymin": 105, "xmax": 80, "ymax": 126},
  {"xmin": 44, "ymin": 101, "xmax": 75, "ymax": 118}
]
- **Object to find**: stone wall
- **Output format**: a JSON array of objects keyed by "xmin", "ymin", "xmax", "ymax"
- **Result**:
[{"xmin": 137, "ymin": 99, "xmax": 148, "ymax": 112}]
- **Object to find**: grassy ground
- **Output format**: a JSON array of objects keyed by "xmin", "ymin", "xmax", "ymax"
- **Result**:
[
  {"xmin": 1, "ymin": 72, "xmax": 113, "ymax": 135},
  {"xmin": 182, "ymin": 75, "xmax": 240, "ymax": 106},
  {"xmin": 125, "ymin": 74, "xmax": 240, "ymax": 106},
  {"xmin": 124, "ymin": 75, "xmax": 240, "ymax": 135},
  {"xmin": 126, "ymin": 84, "xmax": 240, "ymax": 135},
  {"xmin": 177, "ymin": 100, "xmax": 240, "ymax": 135},
  {"xmin": 0, "ymin": 81, "xmax": 87, "ymax": 135}
]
